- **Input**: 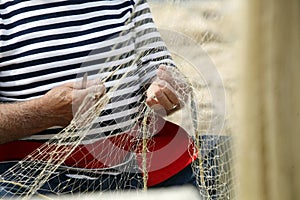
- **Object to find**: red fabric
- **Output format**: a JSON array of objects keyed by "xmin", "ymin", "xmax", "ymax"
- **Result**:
[
  {"xmin": 132, "ymin": 116, "xmax": 198, "ymax": 186},
  {"xmin": 0, "ymin": 116, "xmax": 197, "ymax": 186}
]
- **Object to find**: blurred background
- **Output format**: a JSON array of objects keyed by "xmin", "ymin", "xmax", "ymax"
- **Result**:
[{"xmin": 148, "ymin": 1, "xmax": 300, "ymax": 200}]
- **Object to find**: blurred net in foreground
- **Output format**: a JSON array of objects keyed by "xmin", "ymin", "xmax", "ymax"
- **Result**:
[{"xmin": 154, "ymin": 1, "xmax": 235, "ymax": 198}]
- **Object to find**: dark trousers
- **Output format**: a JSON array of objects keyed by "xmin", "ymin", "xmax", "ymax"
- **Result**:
[{"xmin": 0, "ymin": 161, "xmax": 197, "ymax": 197}]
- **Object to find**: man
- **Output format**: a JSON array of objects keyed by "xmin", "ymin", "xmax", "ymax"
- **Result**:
[{"xmin": 0, "ymin": 0, "xmax": 197, "ymax": 196}]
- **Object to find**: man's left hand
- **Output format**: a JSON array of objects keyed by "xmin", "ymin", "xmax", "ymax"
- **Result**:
[{"xmin": 146, "ymin": 65, "xmax": 184, "ymax": 116}]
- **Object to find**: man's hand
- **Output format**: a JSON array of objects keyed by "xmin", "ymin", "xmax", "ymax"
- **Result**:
[
  {"xmin": 0, "ymin": 78, "xmax": 105, "ymax": 144},
  {"xmin": 146, "ymin": 65, "xmax": 191, "ymax": 116},
  {"xmin": 40, "ymin": 79, "xmax": 106, "ymax": 127}
]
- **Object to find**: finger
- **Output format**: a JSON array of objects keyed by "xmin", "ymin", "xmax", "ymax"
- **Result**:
[
  {"xmin": 146, "ymin": 96, "xmax": 159, "ymax": 107},
  {"xmin": 75, "ymin": 94, "xmax": 93, "ymax": 116},
  {"xmin": 149, "ymin": 104, "xmax": 168, "ymax": 117},
  {"xmin": 159, "ymin": 64, "xmax": 176, "ymax": 72},
  {"xmin": 157, "ymin": 80, "xmax": 180, "ymax": 106},
  {"xmin": 158, "ymin": 66, "xmax": 192, "ymax": 98},
  {"xmin": 64, "ymin": 74, "xmax": 89, "ymax": 89},
  {"xmin": 146, "ymin": 82, "xmax": 159, "ymax": 107},
  {"xmin": 74, "ymin": 84, "xmax": 106, "ymax": 102},
  {"xmin": 86, "ymin": 78, "xmax": 103, "ymax": 88},
  {"xmin": 146, "ymin": 80, "xmax": 179, "ymax": 107},
  {"xmin": 76, "ymin": 93, "xmax": 100, "ymax": 116},
  {"xmin": 72, "ymin": 84, "xmax": 105, "ymax": 115},
  {"xmin": 158, "ymin": 64, "xmax": 168, "ymax": 71},
  {"xmin": 63, "ymin": 78, "xmax": 103, "ymax": 90},
  {"xmin": 153, "ymin": 89, "xmax": 174, "ymax": 111},
  {"xmin": 87, "ymin": 84, "xmax": 106, "ymax": 98},
  {"xmin": 157, "ymin": 67, "xmax": 172, "ymax": 82},
  {"xmin": 81, "ymin": 72, "xmax": 88, "ymax": 89},
  {"xmin": 63, "ymin": 80, "xmax": 86, "ymax": 89},
  {"xmin": 146, "ymin": 81, "xmax": 159, "ymax": 99},
  {"xmin": 157, "ymin": 68, "xmax": 178, "ymax": 89}
]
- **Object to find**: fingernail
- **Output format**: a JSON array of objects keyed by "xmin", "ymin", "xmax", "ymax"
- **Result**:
[{"xmin": 81, "ymin": 73, "xmax": 88, "ymax": 89}]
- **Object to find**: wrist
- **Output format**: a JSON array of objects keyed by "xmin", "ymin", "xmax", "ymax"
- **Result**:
[
  {"xmin": 37, "ymin": 92, "xmax": 72, "ymax": 127},
  {"xmin": 35, "ymin": 96, "xmax": 60, "ymax": 127}
]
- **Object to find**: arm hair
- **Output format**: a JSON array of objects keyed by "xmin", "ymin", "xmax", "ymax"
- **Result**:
[{"xmin": 0, "ymin": 99, "xmax": 56, "ymax": 144}]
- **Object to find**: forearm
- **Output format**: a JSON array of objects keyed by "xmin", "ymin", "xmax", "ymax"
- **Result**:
[
  {"xmin": 0, "ymin": 80, "xmax": 106, "ymax": 144},
  {"xmin": 0, "ymin": 98, "xmax": 56, "ymax": 144}
]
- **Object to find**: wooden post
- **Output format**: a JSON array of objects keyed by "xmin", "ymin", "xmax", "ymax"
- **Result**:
[{"xmin": 237, "ymin": 0, "xmax": 300, "ymax": 200}]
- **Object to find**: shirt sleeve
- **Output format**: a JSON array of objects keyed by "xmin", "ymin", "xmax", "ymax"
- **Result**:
[{"xmin": 132, "ymin": 0, "xmax": 176, "ymax": 86}]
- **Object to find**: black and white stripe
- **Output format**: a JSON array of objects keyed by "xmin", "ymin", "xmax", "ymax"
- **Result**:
[{"xmin": 0, "ymin": 0, "xmax": 175, "ymax": 144}]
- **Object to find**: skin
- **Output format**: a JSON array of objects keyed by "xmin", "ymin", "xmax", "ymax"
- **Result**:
[
  {"xmin": 0, "ymin": 65, "xmax": 186, "ymax": 144},
  {"xmin": 146, "ymin": 65, "xmax": 190, "ymax": 115},
  {"xmin": 0, "ymin": 80, "xmax": 105, "ymax": 144}
]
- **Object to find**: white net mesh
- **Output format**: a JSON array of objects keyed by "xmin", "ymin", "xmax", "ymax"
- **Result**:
[
  {"xmin": 0, "ymin": 0, "xmax": 235, "ymax": 199},
  {"xmin": 151, "ymin": 1, "xmax": 236, "ymax": 199}
]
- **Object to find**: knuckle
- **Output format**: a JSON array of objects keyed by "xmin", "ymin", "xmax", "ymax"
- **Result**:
[
  {"xmin": 146, "ymin": 99, "xmax": 152, "ymax": 105},
  {"xmin": 161, "ymin": 86, "xmax": 170, "ymax": 93},
  {"xmin": 154, "ymin": 89, "xmax": 162, "ymax": 97}
]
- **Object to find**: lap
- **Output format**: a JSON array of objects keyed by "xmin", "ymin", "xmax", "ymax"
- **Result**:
[
  {"xmin": 0, "ymin": 161, "xmax": 198, "ymax": 197},
  {"xmin": 149, "ymin": 162, "xmax": 197, "ymax": 189},
  {"xmin": 0, "ymin": 161, "xmax": 143, "ymax": 197}
]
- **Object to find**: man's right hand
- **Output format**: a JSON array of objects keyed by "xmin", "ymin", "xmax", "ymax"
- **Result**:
[
  {"xmin": 40, "ymin": 80, "xmax": 106, "ymax": 127},
  {"xmin": 0, "ymin": 79, "xmax": 105, "ymax": 144}
]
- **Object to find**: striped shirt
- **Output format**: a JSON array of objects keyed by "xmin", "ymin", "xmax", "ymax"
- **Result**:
[
  {"xmin": 0, "ymin": 0, "xmax": 196, "ymax": 186},
  {"xmin": 0, "ymin": 0, "xmax": 174, "ymax": 141}
]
